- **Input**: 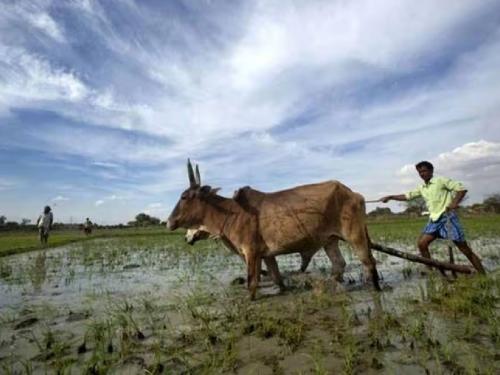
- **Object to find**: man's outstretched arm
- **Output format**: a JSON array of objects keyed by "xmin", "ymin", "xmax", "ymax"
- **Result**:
[{"xmin": 379, "ymin": 194, "xmax": 408, "ymax": 203}]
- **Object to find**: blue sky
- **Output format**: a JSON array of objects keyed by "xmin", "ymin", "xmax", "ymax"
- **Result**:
[{"xmin": 1, "ymin": 0, "xmax": 500, "ymax": 224}]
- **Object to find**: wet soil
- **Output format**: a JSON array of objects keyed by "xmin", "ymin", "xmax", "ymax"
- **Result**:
[{"xmin": 0, "ymin": 236, "xmax": 498, "ymax": 374}]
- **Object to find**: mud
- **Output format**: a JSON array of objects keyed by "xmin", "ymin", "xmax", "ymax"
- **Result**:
[{"xmin": 0, "ymin": 236, "xmax": 498, "ymax": 374}]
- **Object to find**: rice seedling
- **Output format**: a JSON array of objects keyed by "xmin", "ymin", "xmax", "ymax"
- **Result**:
[
  {"xmin": 0, "ymin": 217, "xmax": 498, "ymax": 373},
  {"xmin": 341, "ymin": 336, "xmax": 359, "ymax": 375},
  {"xmin": 300, "ymin": 340, "xmax": 329, "ymax": 375}
]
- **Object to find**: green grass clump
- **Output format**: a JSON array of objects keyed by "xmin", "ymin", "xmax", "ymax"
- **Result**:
[{"xmin": 423, "ymin": 271, "xmax": 499, "ymax": 324}]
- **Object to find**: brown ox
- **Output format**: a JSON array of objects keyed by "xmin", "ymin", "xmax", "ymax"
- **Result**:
[
  {"xmin": 167, "ymin": 160, "xmax": 380, "ymax": 300},
  {"xmin": 232, "ymin": 186, "xmax": 348, "ymax": 278},
  {"xmin": 185, "ymin": 225, "xmax": 327, "ymax": 274},
  {"xmin": 186, "ymin": 186, "xmax": 347, "ymax": 276},
  {"xmin": 184, "ymin": 226, "xmax": 272, "ymax": 278}
]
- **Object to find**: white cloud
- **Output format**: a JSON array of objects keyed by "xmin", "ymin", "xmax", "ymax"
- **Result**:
[
  {"xmin": 52, "ymin": 195, "xmax": 69, "ymax": 202},
  {"xmin": 147, "ymin": 203, "xmax": 163, "ymax": 209},
  {"xmin": 2, "ymin": 0, "xmax": 499, "ymax": 164},
  {"xmin": 226, "ymin": 1, "xmax": 487, "ymax": 89},
  {"xmin": 144, "ymin": 202, "xmax": 165, "ymax": 217},
  {"xmin": 436, "ymin": 141, "xmax": 500, "ymax": 167},
  {"xmin": 91, "ymin": 161, "xmax": 120, "ymax": 169},
  {"xmin": 91, "ymin": 194, "xmax": 128, "ymax": 209},
  {"xmin": 397, "ymin": 140, "xmax": 500, "ymax": 201},
  {"xmin": 108, "ymin": 194, "xmax": 126, "ymax": 201},
  {"xmin": 27, "ymin": 12, "xmax": 65, "ymax": 42},
  {"xmin": 0, "ymin": 2, "xmax": 65, "ymax": 43},
  {"xmin": 0, "ymin": 46, "xmax": 89, "ymax": 106},
  {"xmin": 0, "ymin": 178, "xmax": 18, "ymax": 191}
]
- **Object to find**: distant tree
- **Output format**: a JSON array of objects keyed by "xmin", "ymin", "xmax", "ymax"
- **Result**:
[
  {"xmin": 135, "ymin": 213, "xmax": 150, "ymax": 225},
  {"xmin": 21, "ymin": 218, "xmax": 31, "ymax": 226},
  {"xmin": 483, "ymin": 193, "xmax": 500, "ymax": 213},
  {"xmin": 130, "ymin": 213, "xmax": 161, "ymax": 226},
  {"xmin": 466, "ymin": 203, "xmax": 484, "ymax": 214},
  {"xmin": 403, "ymin": 197, "xmax": 427, "ymax": 215},
  {"xmin": 368, "ymin": 207, "xmax": 393, "ymax": 217},
  {"xmin": 0, "ymin": 215, "xmax": 5, "ymax": 226},
  {"xmin": 5, "ymin": 221, "xmax": 19, "ymax": 229}
]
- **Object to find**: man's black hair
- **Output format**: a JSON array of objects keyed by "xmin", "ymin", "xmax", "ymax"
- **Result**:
[
  {"xmin": 44, "ymin": 206, "xmax": 51, "ymax": 214},
  {"xmin": 415, "ymin": 161, "xmax": 434, "ymax": 171}
]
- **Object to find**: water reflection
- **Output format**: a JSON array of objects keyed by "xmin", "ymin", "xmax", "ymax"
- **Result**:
[
  {"xmin": 29, "ymin": 251, "xmax": 47, "ymax": 292},
  {"xmin": 0, "ymin": 236, "xmax": 498, "ymax": 311}
]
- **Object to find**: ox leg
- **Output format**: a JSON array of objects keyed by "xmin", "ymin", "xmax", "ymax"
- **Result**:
[
  {"xmin": 360, "ymin": 251, "xmax": 380, "ymax": 291},
  {"xmin": 324, "ymin": 238, "xmax": 346, "ymax": 282},
  {"xmin": 300, "ymin": 249, "xmax": 316, "ymax": 272},
  {"xmin": 240, "ymin": 254, "xmax": 267, "ymax": 278},
  {"xmin": 263, "ymin": 256, "xmax": 286, "ymax": 291},
  {"xmin": 246, "ymin": 253, "xmax": 261, "ymax": 301},
  {"xmin": 350, "ymin": 236, "xmax": 381, "ymax": 291}
]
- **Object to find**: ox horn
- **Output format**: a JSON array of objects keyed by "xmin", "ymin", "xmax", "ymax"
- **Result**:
[
  {"xmin": 187, "ymin": 159, "xmax": 197, "ymax": 187},
  {"xmin": 195, "ymin": 164, "xmax": 201, "ymax": 185}
]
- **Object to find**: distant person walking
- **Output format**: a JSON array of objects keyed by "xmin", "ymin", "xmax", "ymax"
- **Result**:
[
  {"xmin": 37, "ymin": 206, "xmax": 53, "ymax": 245},
  {"xmin": 379, "ymin": 161, "xmax": 485, "ymax": 273},
  {"xmin": 83, "ymin": 218, "xmax": 93, "ymax": 236}
]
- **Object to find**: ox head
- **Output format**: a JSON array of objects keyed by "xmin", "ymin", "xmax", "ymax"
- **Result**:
[
  {"xmin": 166, "ymin": 159, "xmax": 220, "ymax": 231},
  {"xmin": 185, "ymin": 226, "xmax": 211, "ymax": 245}
]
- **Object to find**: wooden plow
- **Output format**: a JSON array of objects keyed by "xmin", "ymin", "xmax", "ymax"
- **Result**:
[{"xmin": 370, "ymin": 242, "xmax": 474, "ymax": 274}]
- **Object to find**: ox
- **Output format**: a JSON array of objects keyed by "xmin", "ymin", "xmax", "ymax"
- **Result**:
[
  {"xmin": 185, "ymin": 226, "xmax": 272, "ymax": 278},
  {"xmin": 185, "ymin": 225, "xmax": 327, "ymax": 274},
  {"xmin": 167, "ymin": 160, "xmax": 380, "ymax": 300}
]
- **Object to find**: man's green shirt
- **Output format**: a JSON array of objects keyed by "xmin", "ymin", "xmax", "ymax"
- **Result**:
[{"xmin": 405, "ymin": 176, "xmax": 466, "ymax": 221}]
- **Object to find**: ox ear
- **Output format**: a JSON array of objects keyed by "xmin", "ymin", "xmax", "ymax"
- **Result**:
[{"xmin": 187, "ymin": 159, "xmax": 197, "ymax": 187}]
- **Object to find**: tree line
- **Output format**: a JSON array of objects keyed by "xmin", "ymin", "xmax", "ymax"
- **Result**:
[{"xmin": 0, "ymin": 212, "xmax": 164, "ymax": 230}]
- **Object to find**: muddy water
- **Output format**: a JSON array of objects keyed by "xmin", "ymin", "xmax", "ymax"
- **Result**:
[{"xmin": 0, "ymin": 236, "xmax": 498, "ymax": 374}]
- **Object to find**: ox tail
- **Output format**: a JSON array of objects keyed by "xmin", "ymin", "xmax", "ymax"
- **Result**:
[
  {"xmin": 364, "ymin": 225, "xmax": 373, "ymax": 248},
  {"xmin": 360, "ymin": 196, "xmax": 373, "ymax": 248}
]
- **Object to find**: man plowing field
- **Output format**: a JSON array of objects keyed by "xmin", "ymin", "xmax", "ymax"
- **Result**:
[{"xmin": 379, "ymin": 160, "xmax": 485, "ymax": 273}]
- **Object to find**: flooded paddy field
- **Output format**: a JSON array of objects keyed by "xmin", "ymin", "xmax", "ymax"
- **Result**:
[{"xmin": 0, "ymin": 220, "xmax": 499, "ymax": 374}]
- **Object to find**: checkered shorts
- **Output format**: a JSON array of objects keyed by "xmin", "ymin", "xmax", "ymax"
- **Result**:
[{"xmin": 422, "ymin": 211, "xmax": 465, "ymax": 242}]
